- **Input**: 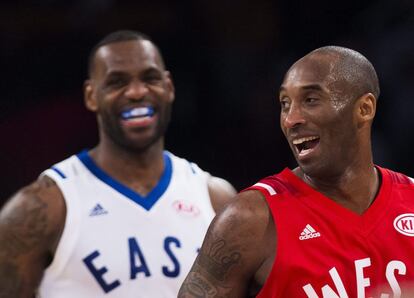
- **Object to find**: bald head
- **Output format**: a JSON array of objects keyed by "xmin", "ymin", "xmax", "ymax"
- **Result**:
[
  {"xmin": 279, "ymin": 46, "xmax": 379, "ymax": 179},
  {"xmin": 289, "ymin": 46, "xmax": 380, "ymax": 102}
]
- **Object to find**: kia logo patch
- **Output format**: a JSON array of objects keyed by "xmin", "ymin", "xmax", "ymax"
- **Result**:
[
  {"xmin": 394, "ymin": 213, "xmax": 414, "ymax": 236},
  {"xmin": 172, "ymin": 200, "xmax": 200, "ymax": 217}
]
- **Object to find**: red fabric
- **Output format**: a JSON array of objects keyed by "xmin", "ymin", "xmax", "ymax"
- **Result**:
[{"xmin": 246, "ymin": 167, "xmax": 414, "ymax": 297}]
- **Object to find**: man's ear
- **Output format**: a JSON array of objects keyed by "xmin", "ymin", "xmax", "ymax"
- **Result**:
[
  {"xmin": 357, "ymin": 93, "xmax": 376, "ymax": 123},
  {"xmin": 84, "ymin": 79, "xmax": 98, "ymax": 112},
  {"xmin": 164, "ymin": 71, "xmax": 175, "ymax": 103}
]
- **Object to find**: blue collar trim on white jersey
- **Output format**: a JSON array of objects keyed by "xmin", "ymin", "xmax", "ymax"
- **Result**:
[
  {"xmin": 76, "ymin": 150, "xmax": 173, "ymax": 211},
  {"xmin": 51, "ymin": 166, "xmax": 66, "ymax": 178}
]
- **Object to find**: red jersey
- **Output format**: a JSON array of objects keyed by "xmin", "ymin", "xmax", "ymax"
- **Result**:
[{"xmin": 245, "ymin": 167, "xmax": 414, "ymax": 298}]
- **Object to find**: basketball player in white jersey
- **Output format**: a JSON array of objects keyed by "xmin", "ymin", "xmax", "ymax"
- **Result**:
[{"xmin": 0, "ymin": 30, "xmax": 236, "ymax": 297}]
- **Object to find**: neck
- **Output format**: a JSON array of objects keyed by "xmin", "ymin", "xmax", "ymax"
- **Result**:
[
  {"xmin": 89, "ymin": 138, "xmax": 165, "ymax": 195},
  {"xmin": 295, "ymin": 162, "xmax": 380, "ymax": 215}
]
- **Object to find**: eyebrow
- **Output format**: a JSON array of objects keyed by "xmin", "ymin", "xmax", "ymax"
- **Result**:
[
  {"xmin": 301, "ymin": 84, "xmax": 324, "ymax": 91},
  {"xmin": 105, "ymin": 66, "xmax": 162, "ymax": 77},
  {"xmin": 106, "ymin": 71, "xmax": 128, "ymax": 77},
  {"xmin": 279, "ymin": 84, "xmax": 325, "ymax": 94},
  {"xmin": 142, "ymin": 67, "xmax": 163, "ymax": 75}
]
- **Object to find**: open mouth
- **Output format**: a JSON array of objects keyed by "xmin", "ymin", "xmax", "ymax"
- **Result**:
[
  {"xmin": 121, "ymin": 107, "xmax": 154, "ymax": 120},
  {"xmin": 120, "ymin": 106, "xmax": 156, "ymax": 127},
  {"xmin": 292, "ymin": 136, "xmax": 320, "ymax": 156}
]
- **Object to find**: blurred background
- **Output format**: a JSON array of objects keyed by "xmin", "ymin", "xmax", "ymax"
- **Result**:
[{"xmin": 1, "ymin": 0, "xmax": 414, "ymax": 202}]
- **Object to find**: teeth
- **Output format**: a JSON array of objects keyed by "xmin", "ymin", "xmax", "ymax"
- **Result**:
[
  {"xmin": 293, "ymin": 136, "xmax": 318, "ymax": 145},
  {"xmin": 121, "ymin": 107, "xmax": 154, "ymax": 120}
]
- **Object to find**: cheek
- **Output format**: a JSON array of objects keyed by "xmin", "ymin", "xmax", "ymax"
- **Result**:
[
  {"xmin": 97, "ymin": 93, "xmax": 118, "ymax": 110},
  {"xmin": 148, "ymin": 84, "xmax": 166, "ymax": 94},
  {"xmin": 96, "ymin": 100, "xmax": 108, "ymax": 114},
  {"xmin": 150, "ymin": 84, "xmax": 174, "ymax": 102},
  {"xmin": 324, "ymin": 115, "xmax": 356, "ymax": 148},
  {"xmin": 336, "ymin": 112, "xmax": 355, "ymax": 131},
  {"xmin": 279, "ymin": 113, "xmax": 287, "ymax": 129}
]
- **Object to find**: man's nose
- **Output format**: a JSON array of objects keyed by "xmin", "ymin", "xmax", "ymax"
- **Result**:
[
  {"xmin": 124, "ymin": 80, "xmax": 149, "ymax": 100},
  {"xmin": 282, "ymin": 104, "xmax": 306, "ymax": 129}
]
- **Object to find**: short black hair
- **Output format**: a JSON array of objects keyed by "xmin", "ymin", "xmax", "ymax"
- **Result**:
[{"xmin": 87, "ymin": 30, "xmax": 155, "ymax": 77}]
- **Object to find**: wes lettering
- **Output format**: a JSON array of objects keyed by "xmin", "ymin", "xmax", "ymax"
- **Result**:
[{"xmin": 303, "ymin": 258, "xmax": 407, "ymax": 298}]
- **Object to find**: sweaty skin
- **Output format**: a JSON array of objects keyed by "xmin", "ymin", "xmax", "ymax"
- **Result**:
[{"xmin": 178, "ymin": 47, "xmax": 380, "ymax": 297}]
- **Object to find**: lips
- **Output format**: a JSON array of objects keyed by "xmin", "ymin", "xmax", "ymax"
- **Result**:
[
  {"xmin": 292, "ymin": 135, "xmax": 320, "ymax": 158},
  {"xmin": 120, "ymin": 106, "xmax": 156, "ymax": 128},
  {"xmin": 121, "ymin": 106, "xmax": 154, "ymax": 120}
]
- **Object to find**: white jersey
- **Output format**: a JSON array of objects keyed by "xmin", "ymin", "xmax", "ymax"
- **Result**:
[{"xmin": 37, "ymin": 150, "xmax": 215, "ymax": 298}]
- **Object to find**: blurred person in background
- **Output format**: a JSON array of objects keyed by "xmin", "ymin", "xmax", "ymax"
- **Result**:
[{"xmin": 0, "ymin": 30, "xmax": 235, "ymax": 298}]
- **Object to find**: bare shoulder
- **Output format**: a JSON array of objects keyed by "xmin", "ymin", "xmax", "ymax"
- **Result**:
[
  {"xmin": 1, "ymin": 176, "xmax": 66, "ymax": 244},
  {"xmin": 179, "ymin": 190, "xmax": 273, "ymax": 297},
  {"xmin": 207, "ymin": 176, "xmax": 237, "ymax": 213},
  {"xmin": 0, "ymin": 176, "xmax": 66, "ymax": 251},
  {"xmin": 0, "ymin": 176, "xmax": 66, "ymax": 297},
  {"xmin": 212, "ymin": 190, "xmax": 271, "ymax": 235}
]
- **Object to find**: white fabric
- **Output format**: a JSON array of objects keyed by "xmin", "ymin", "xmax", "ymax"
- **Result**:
[
  {"xmin": 37, "ymin": 151, "xmax": 215, "ymax": 298},
  {"xmin": 253, "ymin": 182, "xmax": 277, "ymax": 196}
]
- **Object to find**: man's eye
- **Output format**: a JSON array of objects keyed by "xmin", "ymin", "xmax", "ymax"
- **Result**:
[
  {"xmin": 104, "ymin": 75, "xmax": 129, "ymax": 88},
  {"xmin": 144, "ymin": 75, "xmax": 162, "ymax": 84},
  {"xmin": 107, "ymin": 79, "xmax": 125, "ymax": 87},
  {"xmin": 280, "ymin": 101, "xmax": 290, "ymax": 110},
  {"xmin": 306, "ymin": 97, "xmax": 318, "ymax": 104}
]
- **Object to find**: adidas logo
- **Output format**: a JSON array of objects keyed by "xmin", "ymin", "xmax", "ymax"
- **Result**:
[
  {"xmin": 89, "ymin": 203, "xmax": 108, "ymax": 217},
  {"xmin": 299, "ymin": 224, "xmax": 320, "ymax": 240}
]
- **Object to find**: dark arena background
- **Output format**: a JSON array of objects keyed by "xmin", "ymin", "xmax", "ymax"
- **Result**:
[{"xmin": 1, "ymin": 0, "xmax": 414, "ymax": 202}]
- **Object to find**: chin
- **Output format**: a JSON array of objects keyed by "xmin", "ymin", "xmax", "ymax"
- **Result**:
[
  {"xmin": 109, "ymin": 132, "xmax": 159, "ymax": 153},
  {"xmin": 129, "ymin": 136, "xmax": 160, "ymax": 151},
  {"xmin": 297, "ymin": 159, "xmax": 330, "ymax": 179}
]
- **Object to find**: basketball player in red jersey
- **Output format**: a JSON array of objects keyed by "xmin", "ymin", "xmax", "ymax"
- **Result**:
[{"xmin": 178, "ymin": 46, "xmax": 414, "ymax": 297}]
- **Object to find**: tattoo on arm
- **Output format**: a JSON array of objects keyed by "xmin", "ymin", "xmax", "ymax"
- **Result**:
[
  {"xmin": 0, "ymin": 193, "xmax": 49, "ymax": 257},
  {"xmin": 198, "ymin": 239, "xmax": 241, "ymax": 281},
  {"xmin": 0, "ymin": 178, "xmax": 56, "ymax": 296},
  {"xmin": 179, "ymin": 236, "xmax": 241, "ymax": 297},
  {"xmin": 0, "ymin": 261, "xmax": 23, "ymax": 297},
  {"xmin": 180, "ymin": 271, "xmax": 230, "ymax": 297}
]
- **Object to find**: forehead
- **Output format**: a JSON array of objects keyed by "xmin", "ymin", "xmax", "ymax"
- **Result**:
[
  {"xmin": 281, "ymin": 55, "xmax": 336, "ymax": 92},
  {"xmin": 93, "ymin": 40, "xmax": 163, "ymax": 75}
]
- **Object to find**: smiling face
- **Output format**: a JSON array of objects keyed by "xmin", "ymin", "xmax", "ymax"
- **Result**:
[
  {"xmin": 84, "ymin": 39, "xmax": 174, "ymax": 152},
  {"xmin": 279, "ymin": 53, "xmax": 361, "ymax": 178}
]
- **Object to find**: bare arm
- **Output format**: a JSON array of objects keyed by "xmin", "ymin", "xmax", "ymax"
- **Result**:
[
  {"xmin": 179, "ymin": 190, "xmax": 275, "ymax": 297},
  {"xmin": 208, "ymin": 176, "xmax": 237, "ymax": 213},
  {"xmin": 0, "ymin": 176, "xmax": 66, "ymax": 297}
]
